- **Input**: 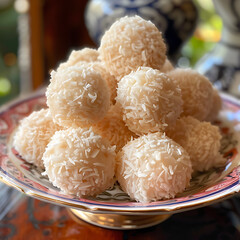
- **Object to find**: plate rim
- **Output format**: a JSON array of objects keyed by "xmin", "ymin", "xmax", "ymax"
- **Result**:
[
  {"xmin": 0, "ymin": 167, "xmax": 240, "ymax": 214},
  {"xmin": 0, "ymin": 91, "xmax": 240, "ymax": 214}
]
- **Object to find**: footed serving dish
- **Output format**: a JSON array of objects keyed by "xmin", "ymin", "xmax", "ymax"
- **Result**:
[{"xmin": 0, "ymin": 92, "xmax": 240, "ymax": 229}]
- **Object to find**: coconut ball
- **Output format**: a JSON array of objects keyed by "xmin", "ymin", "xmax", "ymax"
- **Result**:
[
  {"xmin": 90, "ymin": 62, "xmax": 118, "ymax": 104},
  {"xmin": 99, "ymin": 15, "xmax": 166, "ymax": 80},
  {"xmin": 166, "ymin": 116, "xmax": 225, "ymax": 172},
  {"xmin": 116, "ymin": 67, "xmax": 183, "ymax": 135},
  {"xmin": 160, "ymin": 59, "xmax": 174, "ymax": 73},
  {"xmin": 167, "ymin": 69, "xmax": 213, "ymax": 121},
  {"xmin": 92, "ymin": 105, "xmax": 137, "ymax": 152},
  {"xmin": 205, "ymin": 89, "xmax": 222, "ymax": 122},
  {"xmin": 58, "ymin": 48, "xmax": 99, "ymax": 69},
  {"xmin": 58, "ymin": 58, "xmax": 117, "ymax": 105},
  {"xmin": 13, "ymin": 109, "xmax": 62, "ymax": 169},
  {"xmin": 116, "ymin": 132, "xmax": 192, "ymax": 203},
  {"xmin": 43, "ymin": 127, "xmax": 116, "ymax": 197},
  {"xmin": 46, "ymin": 64, "xmax": 110, "ymax": 128},
  {"xmin": 74, "ymin": 62, "xmax": 117, "ymax": 105}
]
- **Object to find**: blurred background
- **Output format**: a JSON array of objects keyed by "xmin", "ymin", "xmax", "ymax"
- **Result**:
[{"xmin": 0, "ymin": 0, "xmax": 222, "ymax": 106}]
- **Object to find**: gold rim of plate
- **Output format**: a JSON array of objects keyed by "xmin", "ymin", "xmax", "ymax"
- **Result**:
[{"xmin": 0, "ymin": 92, "xmax": 240, "ymax": 216}]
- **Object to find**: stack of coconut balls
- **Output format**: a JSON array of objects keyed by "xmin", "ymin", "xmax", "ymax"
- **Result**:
[{"xmin": 13, "ymin": 16, "xmax": 225, "ymax": 203}]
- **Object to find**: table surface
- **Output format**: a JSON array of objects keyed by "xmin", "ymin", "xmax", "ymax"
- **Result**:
[{"xmin": 0, "ymin": 183, "xmax": 240, "ymax": 240}]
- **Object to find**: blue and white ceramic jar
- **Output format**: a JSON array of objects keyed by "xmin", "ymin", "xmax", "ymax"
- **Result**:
[{"xmin": 85, "ymin": 0, "xmax": 198, "ymax": 61}]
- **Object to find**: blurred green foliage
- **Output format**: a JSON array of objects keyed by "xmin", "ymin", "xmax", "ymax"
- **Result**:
[
  {"xmin": 0, "ymin": 0, "xmax": 19, "ymax": 105},
  {"xmin": 182, "ymin": 0, "xmax": 222, "ymax": 67}
]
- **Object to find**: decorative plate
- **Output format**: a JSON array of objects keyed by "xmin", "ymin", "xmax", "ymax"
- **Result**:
[{"xmin": 1, "ymin": 92, "xmax": 240, "ymax": 215}]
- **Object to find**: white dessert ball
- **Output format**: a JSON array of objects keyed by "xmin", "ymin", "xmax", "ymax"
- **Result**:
[
  {"xmin": 90, "ymin": 62, "xmax": 118, "ymax": 105},
  {"xmin": 58, "ymin": 59, "xmax": 117, "ymax": 105},
  {"xmin": 116, "ymin": 67, "xmax": 183, "ymax": 135},
  {"xmin": 92, "ymin": 105, "xmax": 137, "ymax": 152},
  {"xmin": 168, "ymin": 68, "xmax": 214, "ymax": 121},
  {"xmin": 13, "ymin": 109, "xmax": 61, "ymax": 169},
  {"xmin": 166, "ymin": 116, "xmax": 225, "ymax": 172},
  {"xmin": 116, "ymin": 132, "xmax": 192, "ymax": 203},
  {"xmin": 74, "ymin": 62, "xmax": 117, "ymax": 105},
  {"xmin": 205, "ymin": 89, "xmax": 222, "ymax": 122},
  {"xmin": 46, "ymin": 64, "xmax": 110, "ymax": 128},
  {"xmin": 99, "ymin": 15, "xmax": 166, "ymax": 80},
  {"xmin": 58, "ymin": 48, "xmax": 99, "ymax": 69},
  {"xmin": 43, "ymin": 127, "xmax": 116, "ymax": 197}
]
